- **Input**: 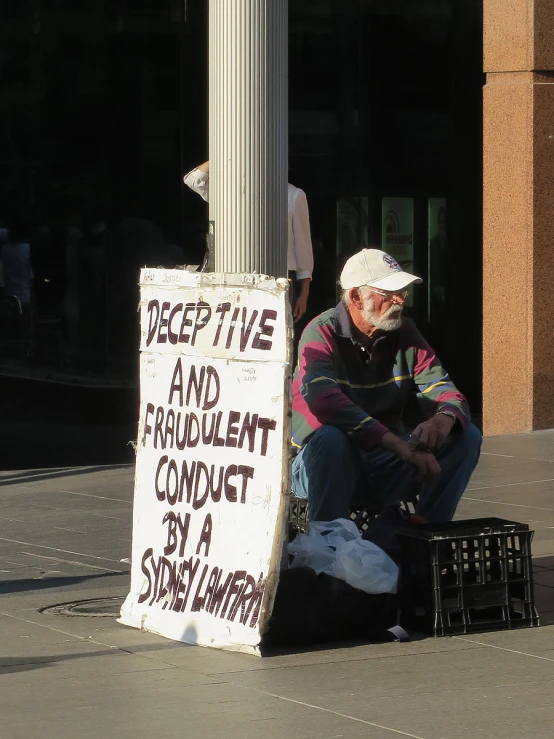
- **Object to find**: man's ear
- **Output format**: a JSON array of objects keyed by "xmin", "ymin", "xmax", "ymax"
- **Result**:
[{"xmin": 349, "ymin": 287, "xmax": 364, "ymax": 310}]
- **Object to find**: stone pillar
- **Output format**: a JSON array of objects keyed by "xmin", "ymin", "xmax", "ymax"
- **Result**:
[
  {"xmin": 208, "ymin": 0, "xmax": 288, "ymax": 277},
  {"xmin": 483, "ymin": 0, "xmax": 554, "ymax": 434}
]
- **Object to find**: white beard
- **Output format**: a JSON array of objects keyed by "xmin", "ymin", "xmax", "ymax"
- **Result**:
[{"xmin": 362, "ymin": 297, "xmax": 403, "ymax": 332}]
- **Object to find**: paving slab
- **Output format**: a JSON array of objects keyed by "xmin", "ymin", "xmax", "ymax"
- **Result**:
[
  {"xmin": 468, "ymin": 460, "xmax": 554, "ymax": 490},
  {"xmin": 454, "ymin": 625, "xmax": 554, "ymax": 654},
  {"xmin": 477, "ymin": 430, "xmax": 554, "ymax": 458},
  {"xmin": 533, "ymin": 569, "xmax": 554, "ymax": 588},
  {"xmin": 464, "ymin": 481, "xmax": 554, "ymax": 507},
  {"xmin": 2, "ymin": 433, "xmax": 554, "ymax": 738},
  {"xmin": 0, "ymin": 680, "xmax": 406, "ymax": 739},
  {"xmin": 343, "ymin": 679, "xmax": 554, "ymax": 739}
]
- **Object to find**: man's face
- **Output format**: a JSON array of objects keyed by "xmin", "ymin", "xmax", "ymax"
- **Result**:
[{"xmin": 360, "ymin": 289, "xmax": 404, "ymax": 332}]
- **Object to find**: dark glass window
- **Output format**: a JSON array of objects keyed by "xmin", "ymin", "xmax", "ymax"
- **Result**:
[{"xmin": 0, "ymin": 0, "xmax": 482, "ymax": 406}]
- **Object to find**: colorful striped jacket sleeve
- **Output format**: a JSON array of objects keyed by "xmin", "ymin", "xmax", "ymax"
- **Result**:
[
  {"xmin": 296, "ymin": 318, "xmax": 390, "ymax": 450},
  {"xmin": 411, "ymin": 326, "xmax": 470, "ymax": 428}
]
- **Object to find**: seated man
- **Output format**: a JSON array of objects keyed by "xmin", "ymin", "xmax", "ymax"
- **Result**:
[{"xmin": 291, "ymin": 248, "xmax": 481, "ymax": 523}]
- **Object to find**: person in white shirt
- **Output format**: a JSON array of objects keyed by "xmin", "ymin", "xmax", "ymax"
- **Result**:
[{"xmin": 184, "ymin": 160, "xmax": 314, "ymax": 322}]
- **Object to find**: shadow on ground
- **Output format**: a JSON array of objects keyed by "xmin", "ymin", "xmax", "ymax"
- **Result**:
[
  {"xmin": 0, "ymin": 571, "xmax": 127, "ymax": 596},
  {"xmin": 0, "ymin": 464, "xmax": 133, "ymax": 486}
]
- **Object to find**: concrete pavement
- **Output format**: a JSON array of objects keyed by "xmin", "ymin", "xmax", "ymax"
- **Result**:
[{"xmin": 1, "ymin": 432, "xmax": 554, "ymax": 739}]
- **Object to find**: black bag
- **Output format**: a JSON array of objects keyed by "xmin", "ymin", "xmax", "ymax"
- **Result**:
[{"xmin": 262, "ymin": 567, "xmax": 404, "ymax": 648}]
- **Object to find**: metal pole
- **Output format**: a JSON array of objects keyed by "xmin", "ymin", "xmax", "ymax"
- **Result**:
[{"xmin": 208, "ymin": 0, "xmax": 288, "ymax": 277}]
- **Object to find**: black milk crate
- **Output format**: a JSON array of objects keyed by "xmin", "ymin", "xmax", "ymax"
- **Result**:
[
  {"xmin": 289, "ymin": 494, "xmax": 309, "ymax": 539},
  {"xmin": 398, "ymin": 518, "xmax": 540, "ymax": 637},
  {"xmin": 288, "ymin": 494, "xmax": 420, "ymax": 540}
]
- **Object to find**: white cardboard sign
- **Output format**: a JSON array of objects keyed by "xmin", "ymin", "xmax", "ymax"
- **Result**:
[{"xmin": 119, "ymin": 270, "xmax": 292, "ymax": 655}]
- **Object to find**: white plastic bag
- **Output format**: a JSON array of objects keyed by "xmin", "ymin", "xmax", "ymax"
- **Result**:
[{"xmin": 288, "ymin": 518, "xmax": 398, "ymax": 595}]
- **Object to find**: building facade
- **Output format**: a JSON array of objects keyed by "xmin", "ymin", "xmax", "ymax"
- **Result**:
[{"xmin": 0, "ymin": 0, "xmax": 549, "ymax": 435}]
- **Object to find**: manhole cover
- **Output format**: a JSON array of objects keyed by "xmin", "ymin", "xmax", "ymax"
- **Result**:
[{"xmin": 40, "ymin": 596, "xmax": 125, "ymax": 618}]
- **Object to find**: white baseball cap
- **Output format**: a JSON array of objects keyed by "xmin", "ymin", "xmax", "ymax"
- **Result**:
[{"xmin": 340, "ymin": 248, "xmax": 422, "ymax": 291}]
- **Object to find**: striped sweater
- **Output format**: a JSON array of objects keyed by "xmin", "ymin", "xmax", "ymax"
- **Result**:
[{"xmin": 292, "ymin": 302, "xmax": 470, "ymax": 450}]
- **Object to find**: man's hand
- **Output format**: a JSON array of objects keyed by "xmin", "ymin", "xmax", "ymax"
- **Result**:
[
  {"xmin": 409, "ymin": 449, "xmax": 442, "ymax": 483},
  {"xmin": 293, "ymin": 294, "xmax": 308, "ymax": 322},
  {"xmin": 293, "ymin": 277, "xmax": 310, "ymax": 323},
  {"xmin": 380, "ymin": 431, "xmax": 441, "ymax": 483},
  {"xmin": 409, "ymin": 413, "xmax": 455, "ymax": 453}
]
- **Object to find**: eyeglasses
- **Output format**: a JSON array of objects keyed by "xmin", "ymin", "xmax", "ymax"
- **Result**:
[{"xmin": 369, "ymin": 287, "xmax": 409, "ymax": 300}]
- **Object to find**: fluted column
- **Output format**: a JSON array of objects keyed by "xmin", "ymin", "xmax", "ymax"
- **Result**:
[{"xmin": 209, "ymin": 0, "xmax": 288, "ymax": 277}]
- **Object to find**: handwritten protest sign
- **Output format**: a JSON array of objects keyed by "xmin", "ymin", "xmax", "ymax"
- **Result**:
[{"xmin": 119, "ymin": 270, "xmax": 292, "ymax": 654}]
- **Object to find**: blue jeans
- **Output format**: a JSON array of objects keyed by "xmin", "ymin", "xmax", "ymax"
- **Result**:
[{"xmin": 292, "ymin": 423, "xmax": 482, "ymax": 523}]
